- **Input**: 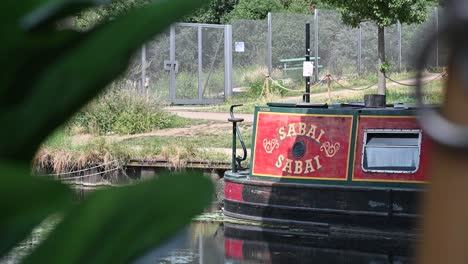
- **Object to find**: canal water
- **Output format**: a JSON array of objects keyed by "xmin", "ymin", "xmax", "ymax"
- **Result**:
[
  {"xmin": 136, "ymin": 221, "xmax": 411, "ymax": 264},
  {"xmin": 1, "ymin": 218, "xmax": 411, "ymax": 264},
  {"xmin": 1, "ymin": 187, "xmax": 412, "ymax": 264}
]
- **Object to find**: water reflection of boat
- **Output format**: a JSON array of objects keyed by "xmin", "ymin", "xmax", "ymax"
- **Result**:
[{"xmin": 224, "ymin": 222, "xmax": 410, "ymax": 263}]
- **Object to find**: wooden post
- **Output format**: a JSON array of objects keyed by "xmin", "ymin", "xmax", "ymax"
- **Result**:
[
  {"xmin": 442, "ymin": 67, "xmax": 448, "ymax": 96},
  {"xmin": 265, "ymin": 74, "xmax": 270, "ymax": 98},
  {"xmin": 416, "ymin": 67, "xmax": 468, "ymax": 264},
  {"xmin": 327, "ymin": 72, "xmax": 331, "ymax": 100}
]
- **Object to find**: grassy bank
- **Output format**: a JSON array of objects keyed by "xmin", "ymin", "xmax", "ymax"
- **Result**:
[
  {"xmin": 34, "ymin": 88, "xmax": 222, "ymax": 173},
  {"xmin": 36, "ymin": 120, "xmax": 252, "ymax": 173}
]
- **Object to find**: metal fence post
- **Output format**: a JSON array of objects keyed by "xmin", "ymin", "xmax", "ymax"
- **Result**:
[
  {"xmin": 141, "ymin": 44, "xmax": 146, "ymax": 96},
  {"xmin": 198, "ymin": 26, "xmax": 203, "ymax": 100},
  {"xmin": 358, "ymin": 25, "xmax": 362, "ymax": 76},
  {"xmin": 169, "ymin": 25, "xmax": 176, "ymax": 101},
  {"xmin": 225, "ymin": 25, "xmax": 233, "ymax": 98},
  {"xmin": 267, "ymin": 12, "xmax": 272, "ymax": 76},
  {"xmin": 435, "ymin": 7, "xmax": 439, "ymax": 70},
  {"xmin": 314, "ymin": 9, "xmax": 319, "ymax": 82},
  {"xmin": 398, "ymin": 21, "xmax": 402, "ymax": 72}
]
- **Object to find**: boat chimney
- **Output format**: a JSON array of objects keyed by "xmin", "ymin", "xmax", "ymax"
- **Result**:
[{"xmin": 364, "ymin": 94, "xmax": 386, "ymax": 108}]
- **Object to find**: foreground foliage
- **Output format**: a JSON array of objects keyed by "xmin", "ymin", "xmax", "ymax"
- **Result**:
[{"xmin": 1, "ymin": 0, "xmax": 213, "ymax": 263}]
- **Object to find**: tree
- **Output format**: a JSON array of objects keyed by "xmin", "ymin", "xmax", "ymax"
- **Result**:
[
  {"xmin": 225, "ymin": 0, "xmax": 283, "ymax": 21},
  {"xmin": 184, "ymin": 0, "xmax": 239, "ymax": 24},
  {"xmin": 283, "ymin": 0, "xmax": 336, "ymax": 14},
  {"xmin": 326, "ymin": 0, "xmax": 436, "ymax": 95}
]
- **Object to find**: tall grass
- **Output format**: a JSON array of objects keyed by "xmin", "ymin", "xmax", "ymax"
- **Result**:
[
  {"xmin": 71, "ymin": 89, "xmax": 181, "ymax": 135},
  {"xmin": 35, "ymin": 132, "xmax": 132, "ymax": 175}
]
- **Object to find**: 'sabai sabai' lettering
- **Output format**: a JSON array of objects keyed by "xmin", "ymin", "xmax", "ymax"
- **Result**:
[
  {"xmin": 275, "ymin": 154, "xmax": 323, "ymax": 175},
  {"xmin": 278, "ymin": 122, "xmax": 325, "ymax": 143}
]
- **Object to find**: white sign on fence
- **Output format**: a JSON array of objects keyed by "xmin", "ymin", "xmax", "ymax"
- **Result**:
[{"xmin": 235, "ymin": 42, "xmax": 245, "ymax": 52}]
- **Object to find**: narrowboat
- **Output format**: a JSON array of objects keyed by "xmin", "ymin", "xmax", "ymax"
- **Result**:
[
  {"xmin": 224, "ymin": 101, "xmax": 427, "ymax": 241},
  {"xmin": 223, "ymin": 22, "xmax": 429, "ymax": 243}
]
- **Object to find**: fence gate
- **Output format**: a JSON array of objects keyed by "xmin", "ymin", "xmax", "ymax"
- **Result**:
[{"xmin": 152, "ymin": 23, "xmax": 232, "ymax": 104}]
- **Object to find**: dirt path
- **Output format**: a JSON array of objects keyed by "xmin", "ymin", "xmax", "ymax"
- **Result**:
[
  {"xmin": 110, "ymin": 123, "xmax": 233, "ymax": 141},
  {"xmin": 165, "ymin": 110, "xmax": 254, "ymax": 123},
  {"xmin": 72, "ymin": 123, "xmax": 236, "ymax": 145}
]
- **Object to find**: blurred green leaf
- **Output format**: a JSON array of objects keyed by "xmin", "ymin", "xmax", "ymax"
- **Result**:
[
  {"xmin": 0, "ymin": 162, "xmax": 72, "ymax": 257},
  {"xmin": 0, "ymin": 0, "xmax": 207, "ymax": 162},
  {"xmin": 0, "ymin": 30, "xmax": 84, "ymax": 108},
  {"xmin": 4, "ymin": 0, "xmax": 108, "ymax": 28},
  {"xmin": 1, "ymin": 0, "xmax": 211, "ymax": 262},
  {"xmin": 22, "ymin": 171, "xmax": 213, "ymax": 264},
  {"xmin": 21, "ymin": 0, "xmax": 115, "ymax": 31}
]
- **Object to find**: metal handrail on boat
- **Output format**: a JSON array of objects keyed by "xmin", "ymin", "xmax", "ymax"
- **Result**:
[{"xmin": 228, "ymin": 104, "xmax": 248, "ymax": 172}]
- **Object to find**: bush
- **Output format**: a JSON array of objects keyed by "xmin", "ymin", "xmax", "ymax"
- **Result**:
[
  {"xmin": 71, "ymin": 89, "xmax": 175, "ymax": 135},
  {"xmin": 243, "ymin": 66, "xmax": 288, "ymax": 98}
]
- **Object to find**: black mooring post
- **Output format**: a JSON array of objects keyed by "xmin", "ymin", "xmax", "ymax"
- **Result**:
[
  {"xmin": 304, "ymin": 22, "xmax": 311, "ymax": 103},
  {"xmin": 228, "ymin": 105, "xmax": 244, "ymax": 173}
]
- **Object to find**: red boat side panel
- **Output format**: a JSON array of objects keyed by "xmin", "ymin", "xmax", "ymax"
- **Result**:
[
  {"xmin": 252, "ymin": 112, "xmax": 353, "ymax": 180},
  {"xmin": 353, "ymin": 116, "xmax": 429, "ymax": 183},
  {"xmin": 225, "ymin": 182, "xmax": 244, "ymax": 201},
  {"xmin": 225, "ymin": 239, "xmax": 244, "ymax": 260}
]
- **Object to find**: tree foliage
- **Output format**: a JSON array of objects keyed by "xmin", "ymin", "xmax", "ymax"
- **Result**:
[
  {"xmin": 76, "ymin": 0, "xmax": 337, "ymax": 26},
  {"xmin": 226, "ymin": 0, "xmax": 283, "ymax": 20},
  {"xmin": 326, "ymin": 0, "xmax": 436, "ymax": 27},
  {"xmin": 76, "ymin": 0, "xmax": 239, "ymax": 26},
  {"xmin": 184, "ymin": 0, "xmax": 239, "ymax": 24}
]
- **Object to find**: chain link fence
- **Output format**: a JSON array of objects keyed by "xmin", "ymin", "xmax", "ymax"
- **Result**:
[
  {"xmin": 117, "ymin": 8, "xmax": 444, "ymax": 103},
  {"xmin": 119, "ymin": 23, "xmax": 230, "ymax": 104},
  {"xmin": 230, "ymin": 8, "xmax": 444, "ymax": 93},
  {"xmin": 231, "ymin": 19, "xmax": 268, "ymax": 89}
]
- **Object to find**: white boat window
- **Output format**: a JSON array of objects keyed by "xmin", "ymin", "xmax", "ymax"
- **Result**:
[{"xmin": 361, "ymin": 129, "xmax": 421, "ymax": 174}]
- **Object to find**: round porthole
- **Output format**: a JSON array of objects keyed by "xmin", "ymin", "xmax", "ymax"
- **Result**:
[{"xmin": 292, "ymin": 140, "xmax": 306, "ymax": 159}]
